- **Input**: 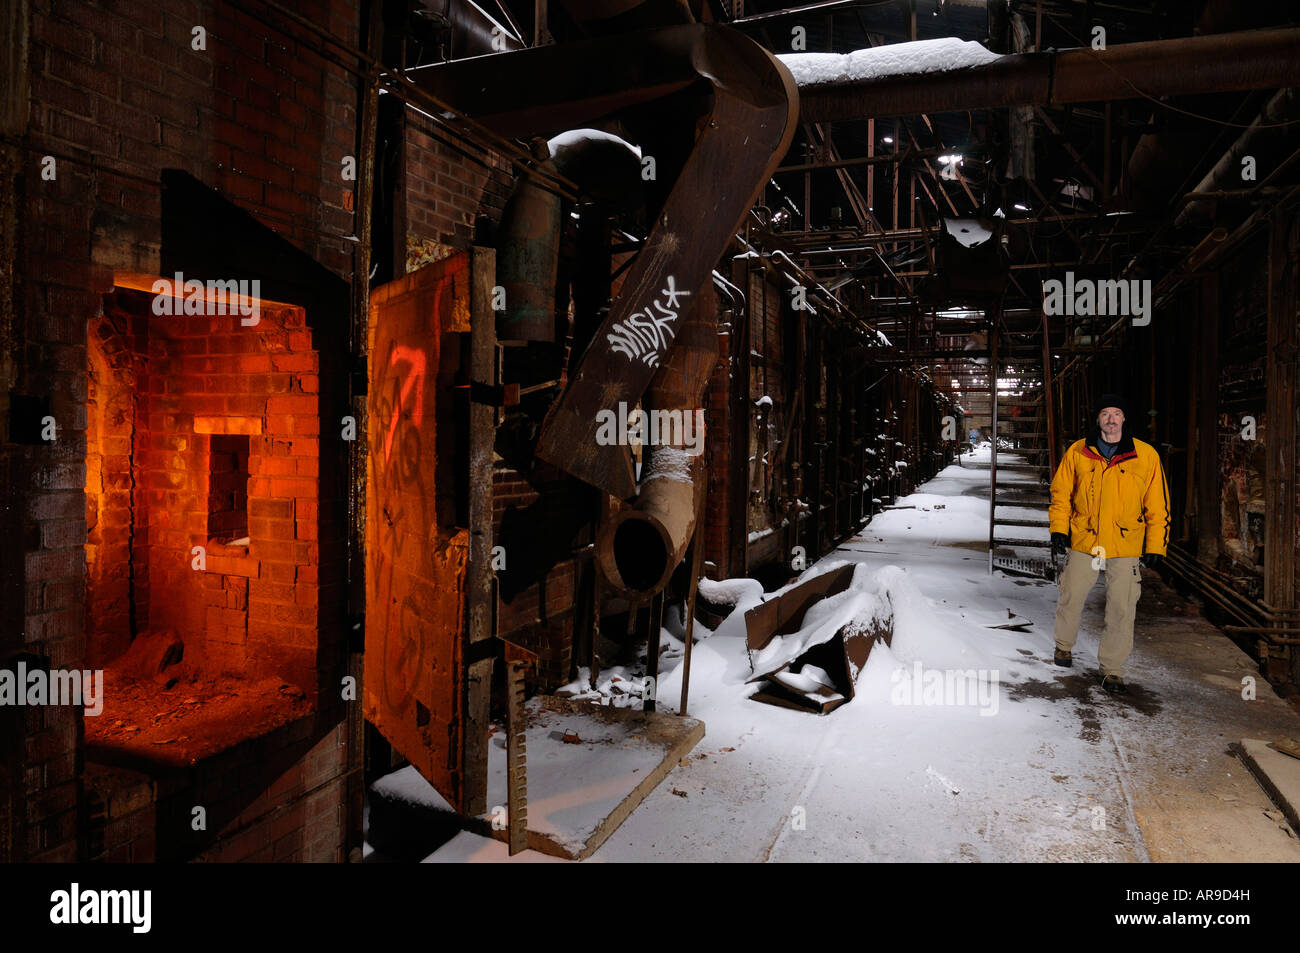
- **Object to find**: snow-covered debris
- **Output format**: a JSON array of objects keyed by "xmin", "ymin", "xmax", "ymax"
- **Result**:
[
  {"xmin": 747, "ymin": 563, "xmax": 891, "ymax": 677},
  {"xmin": 778, "ymin": 38, "xmax": 1000, "ymax": 87},
  {"xmin": 698, "ymin": 576, "xmax": 765, "ymax": 608}
]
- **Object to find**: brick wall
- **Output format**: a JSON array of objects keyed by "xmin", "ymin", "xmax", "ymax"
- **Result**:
[
  {"xmin": 85, "ymin": 717, "xmax": 349, "ymax": 862},
  {"xmin": 12, "ymin": 0, "xmax": 364, "ymax": 861},
  {"xmin": 124, "ymin": 299, "xmax": 321, "ymax": 683},
  {"xmin": 85, "ymin": 307, "xmax": 144, "ymax": 666},
  {"xmin": 403, "ymin": 114, "xmax": 513, "ymax": 269}
]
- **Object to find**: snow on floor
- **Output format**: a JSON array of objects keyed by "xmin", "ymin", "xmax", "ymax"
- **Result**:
[
  {"xmin": 585, "ymin": 454, "xmax": 1138, "ymax": 861},
  {"xmin": 422, "ymin": 448, "xmax": 1300, "ymax": 862}
]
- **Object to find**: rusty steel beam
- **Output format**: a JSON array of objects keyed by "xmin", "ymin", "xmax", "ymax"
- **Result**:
[
  {"xmin": 807, "ymin": 122, "xmax": 886, "ymax": 233},
  {"xmin": 798, "ymin": 28, "xmax": 1300, "ymax": 123},
  {"xmin": 773, "ymin": 146, "xmax": 950, "ymax": 173},
  {"xmin": 1264, "ymin": 214, "xmax": 1299, "ymax": 644}
]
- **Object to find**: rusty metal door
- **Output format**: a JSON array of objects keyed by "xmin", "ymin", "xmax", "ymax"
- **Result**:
[{"xmin": 364, "ymin": 253, "xmax": 474, "ymax": 811}]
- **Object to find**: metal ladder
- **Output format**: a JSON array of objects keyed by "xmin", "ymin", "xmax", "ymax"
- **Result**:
[{"xmin": 988, "ymin": 310, "xmax": 1057, "ymax": 579}]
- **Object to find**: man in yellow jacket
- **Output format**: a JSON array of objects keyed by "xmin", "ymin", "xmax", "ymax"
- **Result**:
[{"xmin": 1048, "ymin": 394, "xmax": 1170, "ymax": 694}]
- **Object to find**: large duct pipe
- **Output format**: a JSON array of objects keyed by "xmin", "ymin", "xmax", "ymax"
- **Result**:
[
  {"xmin": 596, "ymin": 287, "xmax": 717, "ymax": 601},
  {"xmin": 1118, "ymin": 0, "xmax": 1285, "ymax": 210},
  {"xmin": 796, "ymin": 28, "xmax": 1300, "ymax": 124},
  {"xmin": 495, "ymin": 130, "xmax": 644, "ymax": 342},
  {"xmin": 495, "ymin": 142, "xmax": 562, "ymax": 342}
]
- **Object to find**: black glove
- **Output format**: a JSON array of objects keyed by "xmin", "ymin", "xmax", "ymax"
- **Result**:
[
  {"xmin": 1051, "ymin": 533, "xmax": 1069, "ymax": 557},
  {"xmin": 1141, "ymin": 553, "xmax": 1162, "ymax": 569}
]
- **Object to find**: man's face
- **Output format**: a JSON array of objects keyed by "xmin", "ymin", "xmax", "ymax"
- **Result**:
[{"xmin": 1098, "ymin": 407, "xmax": 1124, "ymax": 441}]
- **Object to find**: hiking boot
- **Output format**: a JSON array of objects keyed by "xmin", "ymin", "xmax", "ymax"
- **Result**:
[
  {"xmin": 1101, "ymin": 674, "xmax": 1127, "ymax": 695},
  {"xmin": 1053, "ymin": 648, "xmax": 1072, "ymax": 667}
]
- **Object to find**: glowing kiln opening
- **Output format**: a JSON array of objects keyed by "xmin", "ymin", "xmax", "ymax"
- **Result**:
[{"xmin": 82, "ymin": 277, "xmax": 321, "ymax": 767}]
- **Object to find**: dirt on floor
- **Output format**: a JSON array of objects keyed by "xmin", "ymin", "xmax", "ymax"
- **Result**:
[{"xmin": 84, "ymin": 631, "xmax": 310, "ymax": 767}]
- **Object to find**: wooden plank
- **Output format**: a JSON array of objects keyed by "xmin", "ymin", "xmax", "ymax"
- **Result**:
[{"xmin": 455, "ymin": 696, "xmax": 705, "ymax": 860}]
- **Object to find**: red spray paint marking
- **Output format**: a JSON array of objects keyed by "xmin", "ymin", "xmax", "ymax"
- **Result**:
[{"xmin": 384, "ymin": 345, "xmax": 426, "ymax": 463}]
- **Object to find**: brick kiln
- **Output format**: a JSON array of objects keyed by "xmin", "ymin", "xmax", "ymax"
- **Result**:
[
  {"xmin": 84, "ymin": 277, "xmax": 322, "ymax": 766},
  {"xmin": 3, "ymin": 0, "xmax": 365, "ymax": 862}
]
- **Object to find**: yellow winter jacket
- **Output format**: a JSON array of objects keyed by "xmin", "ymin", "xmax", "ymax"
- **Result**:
[{"xmin": 1048, "ymin": 432, "xmax": 1170, "ymax": 558}]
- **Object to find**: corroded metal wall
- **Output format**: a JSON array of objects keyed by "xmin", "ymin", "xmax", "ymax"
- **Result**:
[{"xmin": 364, "ymin": 253, "xmax": 473, "ymax": 811}]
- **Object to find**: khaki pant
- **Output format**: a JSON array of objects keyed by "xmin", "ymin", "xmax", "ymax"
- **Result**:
[{"xmin": 1053, "ymin": 549, "xmax": 1142, "ymax": 677}]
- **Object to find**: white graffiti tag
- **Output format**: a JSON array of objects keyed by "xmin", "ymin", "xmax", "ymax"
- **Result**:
[{"xmin": 607, "ymin": 276, "xmax": 691, "ymax": 368}]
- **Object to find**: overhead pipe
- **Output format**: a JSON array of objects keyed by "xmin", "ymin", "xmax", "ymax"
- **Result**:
[
  {"xmin": 796, "ymin": 29, "xmax": 1300, "ymax": 124},
  {"xmin": 1175, "ymin": 88, "xmax": 1300, "ymax": 228},
  {"xmin": 495, "ymin": 140, "xmax": 562, "ymax": 342},
  {"xmin": 495, "ymin": 129, "xmax": 644, "ymax": 342},
  {"xmin": 413, "ymin": 25, "xmax": 799, "ymax": 499},
  {"xmin": 1118, "ymin": 0, "xmax": 1287, "ymax": 211}
]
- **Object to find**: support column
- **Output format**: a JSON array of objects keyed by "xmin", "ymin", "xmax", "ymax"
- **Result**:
[
  {"xmin": 1196, "ymin": 272, "xmax": 1221, "ymax": 565},
  {"xmin": 1264, "ymin": 214, "xmax": 1298, "ymax": 677}
]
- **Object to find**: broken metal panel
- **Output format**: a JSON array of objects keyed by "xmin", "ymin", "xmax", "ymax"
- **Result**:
[
  {"xmin": 364, "ymin": 253, "xmax": 475, "ymax": 812},
  {"xmin": 744, "ymin": 564, "xmax": 857, "ymax": 657},
  {"xmin": 742, "ymin": 564, "xmax": 892, "ymax": 714}
]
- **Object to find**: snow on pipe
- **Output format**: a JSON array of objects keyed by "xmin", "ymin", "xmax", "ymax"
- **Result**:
[
  {"xmin": 596, "ymin": 290, "xmax": 718, "ymax": 601},
  {"xmin": 791, "ymin": 30, "xmax": 1300, "ymax": 123}
]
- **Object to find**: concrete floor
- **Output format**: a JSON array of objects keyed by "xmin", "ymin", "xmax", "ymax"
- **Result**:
[
  {"xmin": 1084, "ymin": 573, "xmax": 1300, "ymax": 861},
  {"xmin": 410, "ymin": 452, "xmax": 1300, "ymax": 863},
  {"xmin": 971, "ymin": 450, "xmax": 1300, "ymax": 861}
]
